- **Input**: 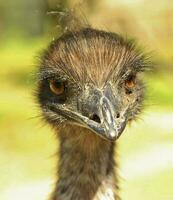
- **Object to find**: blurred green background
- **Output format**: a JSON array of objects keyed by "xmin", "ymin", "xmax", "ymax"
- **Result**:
[{"xmin": 0, "ymin": 0, "xmax": 173, "ymax": 199}]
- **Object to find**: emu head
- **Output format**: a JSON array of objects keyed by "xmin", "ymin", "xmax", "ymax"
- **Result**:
[{"xmin": 37, "ymin": 28, "xmax": 149, "ymax": 141}]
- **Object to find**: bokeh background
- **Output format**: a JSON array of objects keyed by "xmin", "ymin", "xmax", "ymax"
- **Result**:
[{"xmin": 0, "ymin": 0, "xmax": 173, "ymax": 199}]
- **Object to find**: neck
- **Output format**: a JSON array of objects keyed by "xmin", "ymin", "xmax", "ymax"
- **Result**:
[{"xmin": 51, "ymin": 125, "xmax": 119, "ymax": 200}]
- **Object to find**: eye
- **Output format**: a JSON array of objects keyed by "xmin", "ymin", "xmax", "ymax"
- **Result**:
[
  {"xmin": 49, "ymin": 80, "xmax": 66, "ymax": 95},
  {"xmin": 125, "ymin": 76, "xmax": 136, "ymax": 89}
]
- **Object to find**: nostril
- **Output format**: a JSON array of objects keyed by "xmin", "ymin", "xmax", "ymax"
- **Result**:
[
  {"xmin": 89, "ymin": 114, "xmax": 101, "ymax": 123},
  {"xmin": 116, "ymin": 113, "xmax": 120, "ymax": 118}
]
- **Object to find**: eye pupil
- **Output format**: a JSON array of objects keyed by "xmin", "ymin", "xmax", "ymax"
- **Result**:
[
  {"xmin": 54, "ymin": 81, "xmax": 63, "ymax": 88},
  {"xmin": 49, "ymin": 80, "xmax": 65, "ymax": 95}
]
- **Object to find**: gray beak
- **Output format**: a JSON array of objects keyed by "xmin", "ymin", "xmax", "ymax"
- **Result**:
[
  {"xmin": 85, "ymin": 92, "xmax": 127, "ymax": 141},
  {"xmin": 48, "ymin": 89, "xmax": 127, "ymax": 141}
]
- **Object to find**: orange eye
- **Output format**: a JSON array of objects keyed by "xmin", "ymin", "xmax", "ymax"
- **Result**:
[
  {"xmin": 125, "ymin": 76, "xmax": 136, "ymax": 89},
  {"xmin": 49, "ymin": 80, "xmax": 65, "ymax": 95}
]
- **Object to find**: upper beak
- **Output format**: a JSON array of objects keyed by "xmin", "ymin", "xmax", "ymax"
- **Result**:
[
  {"xmin": 48, "ymin": 89, "xmax": 127, "ymax": 141},
  {"xmin": 84, "ymin": 91, "xmax": 127, "ymax": 141}
]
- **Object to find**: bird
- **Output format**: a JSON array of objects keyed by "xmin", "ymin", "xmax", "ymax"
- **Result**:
[{"xmin": 36, "ymin": 26, "xmax": 150, "ymax": 200}]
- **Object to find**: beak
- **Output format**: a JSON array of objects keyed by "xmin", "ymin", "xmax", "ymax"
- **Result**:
[
  {"xmin": 84, "ymin": 91, "xmax": 127, "ymax": 141},
  {"xmin": 48, "ymin": 89, "xmax": 127, "ymax": 141},
  {"xmin": 95, "ymin": 95, "xmax": 127, "ymax": 140}
]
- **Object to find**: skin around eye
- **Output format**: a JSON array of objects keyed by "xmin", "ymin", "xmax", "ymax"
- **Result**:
[{"xmin": 49, "ymin": 80, "xmax": 65, "ymax": 95}]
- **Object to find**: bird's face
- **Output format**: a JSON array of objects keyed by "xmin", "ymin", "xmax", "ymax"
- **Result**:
[{"xmin": 37, "ymin": 28, "xmax": 148, "ymax": 141}]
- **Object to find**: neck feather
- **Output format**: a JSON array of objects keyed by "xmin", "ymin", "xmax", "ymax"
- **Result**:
[{"xmin": 51, "ymin": 125, "xmax": 120, "ymax": 200}]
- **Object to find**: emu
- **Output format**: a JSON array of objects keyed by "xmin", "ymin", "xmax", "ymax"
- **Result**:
[{"xmin": 37, "ymin": 27, "xmax": 149, "ymax": 200}]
